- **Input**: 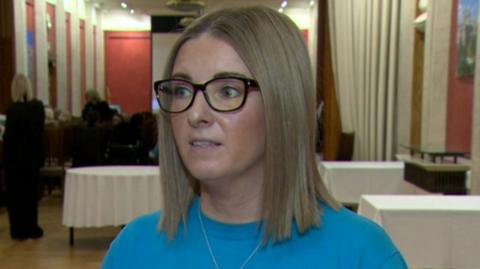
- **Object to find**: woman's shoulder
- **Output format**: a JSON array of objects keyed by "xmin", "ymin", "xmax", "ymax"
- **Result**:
[
  {"xmin": 110, "ymin": 210, "xmax": 163, "ymax": 247},
  {"xmin": 310, "ymin": 204, "xmax": 407, "ymax": 267},
  {"xmin": 101, "ymin": 211, "xmax": 163, "ymax": 269},
  {"xmin": 123, "ymin": 211, "xmax": 161, "ymax": 235},
  {"xmin": 288, "ymin": 204, "xmax": 407, "ymax": 268},
  {"xmin": 319, "ymin": 205, "xmax": 393, "ymax": 244}
]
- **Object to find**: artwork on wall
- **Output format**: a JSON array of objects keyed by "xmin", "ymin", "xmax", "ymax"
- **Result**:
[
  {"xmin": 27, "ymin": 31, "xmax": 35, "ymax": 85},
  {"xmin": 457, "ymin": 0, "xmax": 479, "ymax": 77}
]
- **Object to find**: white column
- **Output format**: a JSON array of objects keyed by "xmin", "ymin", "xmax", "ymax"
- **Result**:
[
  {"xmin": 471, "ymin": 18, "xmax": 480, "ymax": 194},
  {"xmin": 34, "ymin": 0, "xmax": 49, "ymax": 104},
  {"xmin": 55, "ymin": 0, "xmax": 68, "ymax": 110},
  {"xmin": 420, "ymin": 0, "xmax": 452, "ymax": 150},
  {"xmin": 13, "ymin": 0, "xmax": 28, "ymax": 76},
  {"xmin": 85, "ymin": 2, "xmax": 94, "ymax": 92},
  {"xmin": 96, "ymin": 10, "xmax": 105, "ymax": 100},
  {"xmin": 395, "ymin": 0, "xmax": 416, "ymax": 153},
  {"xmin": 71, "ymin": 0, "xmax": 81, "ymax": 115}
]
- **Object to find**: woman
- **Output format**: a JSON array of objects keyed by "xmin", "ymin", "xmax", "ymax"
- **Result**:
[
  {"xmin": 102, "ymin": 6, "xmax": 407, "ymax": 268},
  {"xmin": 82, "ymin": 89, "xmax": 114, "ymax": 125},
  {"xmin": 3, "ymin": 74, "xmax": 45, "ymax": 240}
]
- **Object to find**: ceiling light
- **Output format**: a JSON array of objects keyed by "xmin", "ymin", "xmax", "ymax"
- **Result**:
[
  {"xmin": 166, "ymin": 0, "xmax": 205, "ymax": 12},
  {"xmin": 130, "ymin": 9, "xmax": 135, "ymax": 14},
  {"xmin": 281, "ymin": 1, "xmax": 287, "ymax": 8},
  {"xmin": 179, "ymin": 17, "xmax": 196, "ymax": 27},
  {"xmin": 278, "ymin": 7, "xmax": 284, "ymax": 13},
  {"xmin": 121, "ymin": 2, "xmax": 127, "ymax": 8},
  {"xmin": 309, "ymin": 0, "xmax": 315, "ymax": 7}
]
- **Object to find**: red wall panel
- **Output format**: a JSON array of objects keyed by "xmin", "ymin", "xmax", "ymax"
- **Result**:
[
  {"xmin": 105, "ymin": 32, "xmax": 151, "ymax": 115},
  {"xmin": 446, "ymin": 0, "xmax": 474, "ymax": 153},
  {"xmin": 26, "ymin": 1, "xmax": 36, "ymax": 96},
  {"xmin": 301, "ymin": 29, "xmax": 308, "ymax": 44}
]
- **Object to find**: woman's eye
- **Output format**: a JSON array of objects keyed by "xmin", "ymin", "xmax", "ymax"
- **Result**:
[
  {"xmin": 219, "ymin": 86, "xmax": 241, "ymax": 98},
  {"xmin": 174, "ymin": 87, "xmax": 192, "ymax": 97}
]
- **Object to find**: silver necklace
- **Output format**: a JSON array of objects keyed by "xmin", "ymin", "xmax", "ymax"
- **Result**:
[{"xmin": 197, "ymin": 205, "xmax": 262, "ymax": 269}]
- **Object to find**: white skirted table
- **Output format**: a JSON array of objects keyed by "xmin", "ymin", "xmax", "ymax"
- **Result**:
[
  {"xmin": 317, "ymin": 161, "xmax": 417, "ymax": 204},
  {"xmin": 358, "ymin": 195, "xmax": 480, "ymax": 269},
  {"xmin": 62, "ymin": 166, "xmax": 162, "ymax": 245}
]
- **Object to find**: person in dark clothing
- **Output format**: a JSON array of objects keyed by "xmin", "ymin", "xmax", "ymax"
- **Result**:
[
  {"xmin": 3, "ymin": 74, "xmax": 45, "ymax": 240},
  {"xmin": 82, "ymin": 89, "xmax": 114, "ymax": 125}
]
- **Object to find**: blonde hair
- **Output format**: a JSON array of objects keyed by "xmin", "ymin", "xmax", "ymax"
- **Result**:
[
  {"xmin": 158, "ymin": 6, "xmax": 339, "ymax": 243},
  {"xmin": 11, "ymin": 74, "xmax": 33, "ymax": 102},
  {"xmin": 85, "ymin": 89, "xmax": 100, "ymax": 103}
]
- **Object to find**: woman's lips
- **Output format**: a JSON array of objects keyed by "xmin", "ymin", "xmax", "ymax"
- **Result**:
[{"xmin": 190, "ymin": 140, "xmax": 221, "ymax": 147}]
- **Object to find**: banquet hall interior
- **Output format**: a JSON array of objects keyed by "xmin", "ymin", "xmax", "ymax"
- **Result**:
[{"xmin": 0, "ymin": 0, "xmax": 479, "ymax": 268}]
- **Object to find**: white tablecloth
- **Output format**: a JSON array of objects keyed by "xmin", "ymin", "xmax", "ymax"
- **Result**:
[
  {"xmin": 358, "ymin": 195, "xmax": 480, "ymax": 269},
  {"xmin": 317, "ymin": 161, "xmax": 416, "ymax": 204},
  {"xmin": 62, "ymin": 166, "xmax": 162, "ymax": 227}
]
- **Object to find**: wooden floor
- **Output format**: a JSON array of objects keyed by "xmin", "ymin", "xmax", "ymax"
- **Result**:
[{"xmin": 0, "ymin": 192, "xmax": 120, "ymax": 269}]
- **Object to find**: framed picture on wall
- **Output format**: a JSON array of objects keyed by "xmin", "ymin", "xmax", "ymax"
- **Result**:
[
  {"xmin": 456, "ymin": 0, "xmax": 479, "ymax": 77},
  {"xmin": 27, "ymin": 31, "xmax": 35, "ymax": 85}
]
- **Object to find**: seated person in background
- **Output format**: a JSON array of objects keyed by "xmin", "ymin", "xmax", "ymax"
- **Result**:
[
  {"xmin": 57, "ymin": 110, "xmax": 72, "ymax": 123},
  {"xmin": 44, "ymin": 107, "xmax": 56, "ymax": 125},
  {"xmin": 82, "ymin": 89, "xmax": 114, "ymax": 125}
]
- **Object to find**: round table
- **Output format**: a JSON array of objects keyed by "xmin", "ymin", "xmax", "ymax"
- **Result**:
[{"xmin": 62, "ymin": 166, "xmax": 162, "ymax": 245}]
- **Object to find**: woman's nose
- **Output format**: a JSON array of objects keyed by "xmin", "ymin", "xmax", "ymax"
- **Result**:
[{"xmin": 187, "ymin": 91, "xmax": 214, "ymax": 127}]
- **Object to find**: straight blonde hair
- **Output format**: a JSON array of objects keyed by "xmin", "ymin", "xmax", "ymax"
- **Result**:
[
  {"xmin": 11, "ymin": 74, "xmax": 33, "ymax": 103},
  {"xmin": 158, "ymin": 6, "xmax": 339, "ymax": 243}
]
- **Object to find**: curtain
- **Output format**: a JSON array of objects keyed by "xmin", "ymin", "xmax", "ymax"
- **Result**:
[{"xmin": 328, "ymin": 0, "xmax": 400, "ymax": 160}]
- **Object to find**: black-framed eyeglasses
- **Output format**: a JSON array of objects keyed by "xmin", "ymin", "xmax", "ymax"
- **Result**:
[{"xmin": 153, "ymin": 76, "xmax": 260, "ymax": 113}]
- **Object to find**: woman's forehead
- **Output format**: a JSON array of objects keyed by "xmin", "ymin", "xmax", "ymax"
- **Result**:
[{"xmin": 172, "ymin": 35, "xmax": 252, "ymax": 83}]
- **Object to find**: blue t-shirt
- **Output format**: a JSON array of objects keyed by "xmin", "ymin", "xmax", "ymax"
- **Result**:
[{"xmin": 102, "ymin": 198, "xmax": 407, "ymax": 268}]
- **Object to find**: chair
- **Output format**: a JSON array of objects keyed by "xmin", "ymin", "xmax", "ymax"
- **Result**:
[
  {"xmin": 39, "ymin": 124, "xmax": 67, "ymax": 195},
  {"xmin": 105, "ymin": 143, "xmax": 141, "ymax": 165},
  {"xmin": 336, "ymin": 132, "xmax": 355, "ymax": 161},
  {"xmin": 104, "ymin": 116, "xmax": 147, "ymax": 165},
  {"xmin": 72, "ymin": 125, "xmax": 111, "ymax": 167}
]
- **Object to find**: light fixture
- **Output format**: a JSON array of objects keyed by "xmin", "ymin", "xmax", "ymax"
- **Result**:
[
  {"xmin": 166, "ymin": 0, "xmax": 205, "ymax": 12},
  {"xmin": 309, "ymin": 0, "xmax": 315, "ymax": 7},
  {"xmin": 130, "ymin": 9, "xmax": 135, "ymax": 14},
  {"xmin": 278, "ymin": 7, "xmax": 284, "ymax": 13},
  {"xmin": 281, "ymin": 1, "xmax": 287, "ymax": 8},
  {"xmin": 179, "ymin": 16, "xmax": 196, "ymax": 27},
  {"xmin": 121, "ymin": 2, "xmax": 127, "ymax": 9}
]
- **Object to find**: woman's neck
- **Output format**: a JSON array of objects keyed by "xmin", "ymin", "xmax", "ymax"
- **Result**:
[{"xmin": 199, "ymin": 180, "xmax": 262, "ymax": 224}]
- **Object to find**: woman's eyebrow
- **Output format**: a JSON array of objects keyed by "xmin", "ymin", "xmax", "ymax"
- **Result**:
[
  {"xmin": 171, "ymin": 73, "xmax": 191, "ymax": 80},
  {"xmin": 170, "ymin": 71, "xmax": 250, "ymax": 82},
  {"xmin": 213, "ymin": 72, "xmax": 249, "ymax": 79}
]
